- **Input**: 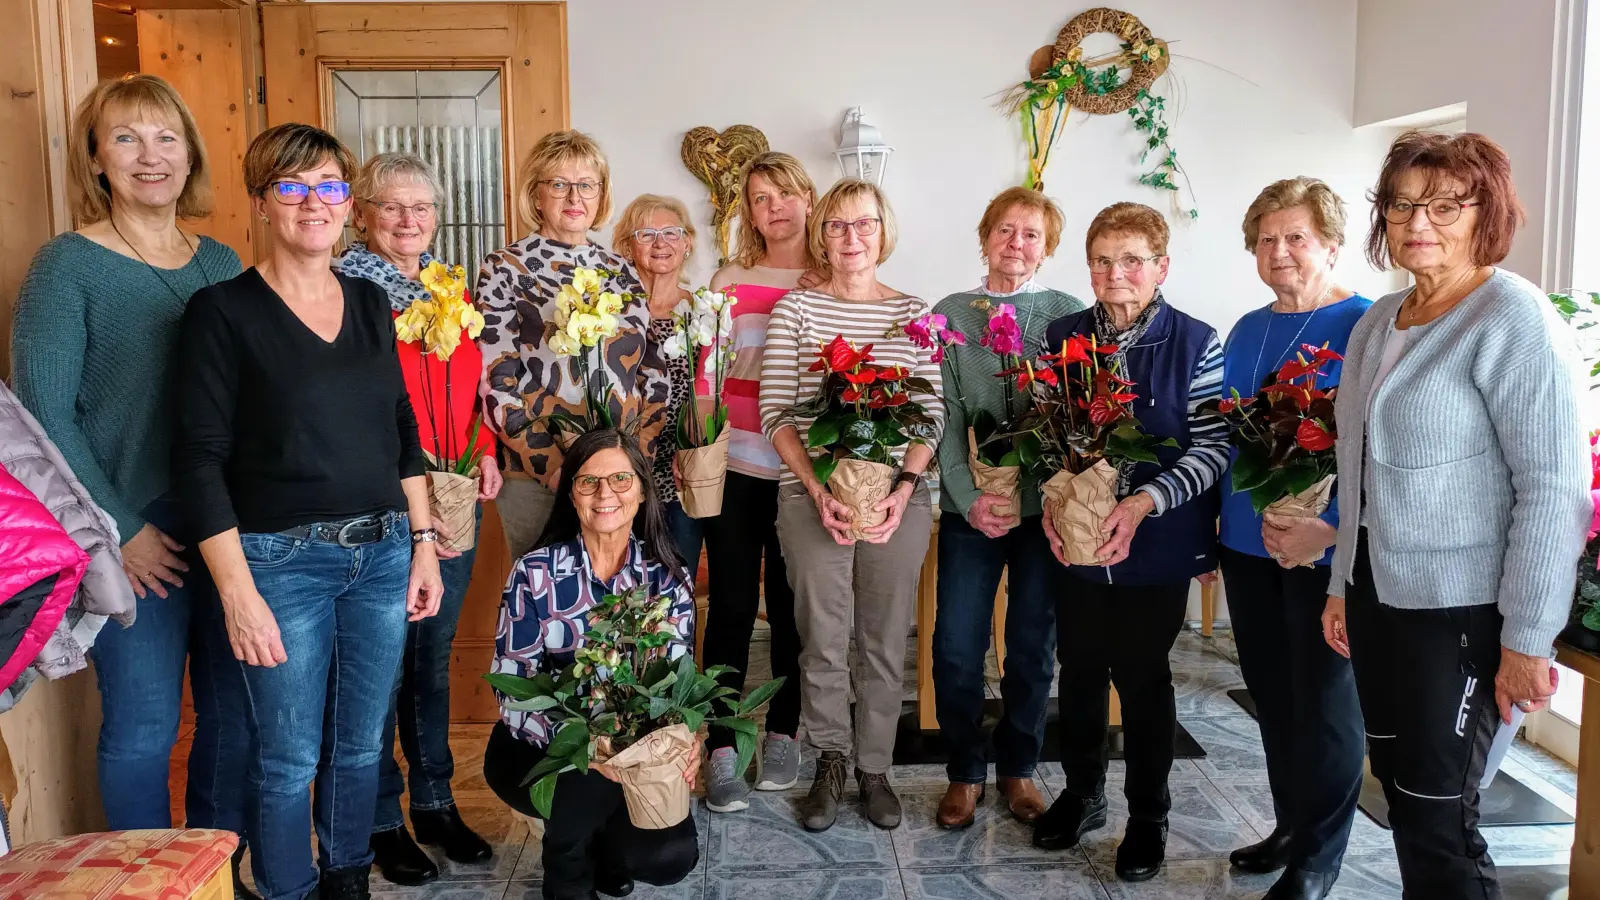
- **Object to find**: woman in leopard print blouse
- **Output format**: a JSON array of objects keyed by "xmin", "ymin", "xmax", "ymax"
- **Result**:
[{"xmin": 612, "ymin": 193, "xmax": 703, "ymax": 567}]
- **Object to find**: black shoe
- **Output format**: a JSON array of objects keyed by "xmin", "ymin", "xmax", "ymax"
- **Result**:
[
  {"xmin": 1264, "ymin": 867, "xmax": 1338, "ymax": 900},
  {"xmin": 413, "ymin": 805, "xmax": 493, "ymax": 864},
  {"xmin": 370, "ymin": 827, "xmax": 440, "ymax": 886},
  {"xmin": 231, "ymin": 845, "xmax": 262, "ymax": 900},
  {"xmin": 1032, "ymin": 792, "xmax": 1108, "ymax": 850},
  {"xmin": 318, "ymin": 864, "xmax": 373, "ymax": 900},
  {"xmin": 595, "ymin": 871, "xmax": 635, "ymax": 897},
  {"xmin": 1230, "ymin": 825, "xmax": 1291, "ymax": 873},
  {"xmin": 1114, "ymin": 819, "xmax": 1168, "ymax": 882}
]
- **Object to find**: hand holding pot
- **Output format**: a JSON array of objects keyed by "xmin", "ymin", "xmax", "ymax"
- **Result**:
[
  {"xmin": 1261, "ymin": 511, "xmax": 1335, "ymax": 568},
  {"xmin": 1094, "ymin": 493, "xmax": 1155, "ymax": 566},
  {"xmin": 967, "ymin": 493, "xmax": 1017, "ymax": 539},
  {"xmin": 809, "ymin": 483, "xmax": 855, "ymax": 545},
  {"xmin": 862, "ymin": 483, "xmax": 914, "ymax": 544}
]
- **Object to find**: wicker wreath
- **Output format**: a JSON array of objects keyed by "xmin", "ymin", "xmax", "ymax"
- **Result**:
[
  {"xmin": 681, "ymin": 125, "xmax": 770, "ymax": 264},
  {"xmin": 1050, "ymin": 7, "xmax": 1171, "ymax": 115}
]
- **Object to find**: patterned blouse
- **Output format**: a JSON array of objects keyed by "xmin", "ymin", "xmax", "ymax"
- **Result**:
[
  {"xmin": 474, "ymin": 235, "xmax": 671, "ymax": 481},
  {"xmin": 490, "ymin": 534, "xmax": 695, "ymax": 747},
  {"xmin": 646, "ymin": 316, "xmax": 692, "ymax": 505}
]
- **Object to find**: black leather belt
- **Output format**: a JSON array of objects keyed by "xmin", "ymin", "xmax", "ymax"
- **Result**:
[{"xmin": 278, "ymin": 513, "xmax": 393, "ymax": 547}]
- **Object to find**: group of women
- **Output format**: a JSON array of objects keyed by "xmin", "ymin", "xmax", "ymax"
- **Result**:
[{"xmin": 7, "ymin": 69, "xmax": 1589, "ymax": 900}]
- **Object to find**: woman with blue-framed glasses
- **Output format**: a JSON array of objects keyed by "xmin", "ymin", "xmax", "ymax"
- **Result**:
[{"xmin": 174, "ymin": 122, "xmax": 445, "ymax": 900}]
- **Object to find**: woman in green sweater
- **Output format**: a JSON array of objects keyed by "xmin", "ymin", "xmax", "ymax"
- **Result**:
[
  {"xmin": 930, "ymin": 186, "xmax": 1084, "ymax": 830},
  {"xmin": 9, "ymin": 75, "xmax": 250, "ymax": 877}
]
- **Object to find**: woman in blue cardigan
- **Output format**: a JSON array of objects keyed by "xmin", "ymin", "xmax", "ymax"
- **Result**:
[{"xmin": 1030, "ymin": 202, "xmax": 1227, "ymax": 884}]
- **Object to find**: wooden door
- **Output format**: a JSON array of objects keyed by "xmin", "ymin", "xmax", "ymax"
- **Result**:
[{"xmin": 261, "ymin": 2, "xmax": 569, "ymax": 723}]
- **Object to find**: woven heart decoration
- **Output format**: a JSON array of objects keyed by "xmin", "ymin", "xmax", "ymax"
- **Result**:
[{"xmin": 680, "ymin": 125, "xmax": 770, "ymax": 265}]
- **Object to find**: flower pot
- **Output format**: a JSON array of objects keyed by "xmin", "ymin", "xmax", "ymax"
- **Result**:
[
  {"xmin": 967, "ymin": 427, "xmax": 1020, "ymax": 527},
  {"xmin": 1041, "ymin": 460, "xmax": 1117, "ymax": 566},
  {"xmin": 602, "ymin": 723, "xmax": 697, "ymax": 829},
  {"xmin": 828, "ymin": 458, "xmax": 896, "ymax": 542},
  {"xmin": 1261, "ymin": 474, "xmax": 1335, "ymax": 568},
  {"xmin": 676, "ymin": 428, "xmax": 730, "ymax": 519},
  {"xmin": 426, "ymin": 468, "xmax": 479, "ymax": 553}
]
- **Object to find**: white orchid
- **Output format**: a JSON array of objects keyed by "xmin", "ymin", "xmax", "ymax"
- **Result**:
[{"xmin": 661, "ymin": 331, "xmax": 688, "ymax": 360}]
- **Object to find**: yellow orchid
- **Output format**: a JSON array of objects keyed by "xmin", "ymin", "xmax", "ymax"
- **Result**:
[
  {"xmin": 570, "ymin": 267, "xmax": 603, "ymax": 296},
  {"xmin": 424, "ymin": 322, "xmax": 461, "ymax": 361},
  {"xmin": 456, "ymin": 304, "xmax": 485, "ymax": 339},
  {"xmin": 594, "ymin": 291, "xmax": 624, "ymax": 318},
  {"xmin": 547, "ymin": 329, "xmax": 579, "ymax": 357},
  {"xmin": 394, "ymin": 299, "xmax": 435, "ymax": 344}
]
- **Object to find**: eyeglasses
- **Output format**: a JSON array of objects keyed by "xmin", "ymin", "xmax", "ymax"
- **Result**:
[
  {"xmin": 539, "ymin": 179, "xmax": 602, "ymax": 199},
  {"xmin": 1088, "ymin": 254, "xmax": 1163, "ymax": 273},
  {"xmin": 1383, "ymin": 197, "xmax": 1480, "ymax": 226},
  {"xmin": 366, "ymin": 200, "xmax": 437, "ymax": 222},
  {"xmin": 574, "ymin": 471, "xmax": 636, "ymax": 495},
  {"xmin": 633, "ymin": 226, "xmax": 686, "ymax": 245},
  {"xmin": 822, "ymin": 217, "xmax": 881, "ymax": 238},
  {"xmin": 269, "ymin": 180, "xmax": 351, "ymax": 205}
]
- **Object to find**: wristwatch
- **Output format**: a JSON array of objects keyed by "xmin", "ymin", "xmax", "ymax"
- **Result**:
[
  {"xmin": 895, "ymin": 470, "xmax": 923, "ymax": 489},
  {"xmin": 411, "ymin": 528, "xmax": 439, "ymax": 544}
]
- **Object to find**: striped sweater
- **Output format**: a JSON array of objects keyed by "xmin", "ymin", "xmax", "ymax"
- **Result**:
[
  {"xmin": 707, "ymin": 264, "xmax": 805, "ymax": 480},
  {"xmin": 1135, "ymin": 330, "xmax": 1227, "ymax": 515},
  {"xmin": 758, "ymin": 289, "xmax": 946, "ymax": 487}
]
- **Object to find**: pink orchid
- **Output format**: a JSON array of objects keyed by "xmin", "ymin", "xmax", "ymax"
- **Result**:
[
  {"xmin": 979, "ymin": 303, "xmax": 1024, "ymax": 357},
  {"xmin": 904, "ymin": 313, "xmax": 944, "ymax": 349}
]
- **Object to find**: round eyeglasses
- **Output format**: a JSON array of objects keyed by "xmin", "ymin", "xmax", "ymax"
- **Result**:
[
  {"xmin": 1383, "ymin": 198, "xmax": 1480, "ymax": 226},
  {"xmin": 367, "ymin": 200, "xmax": 437, "ymax": 222},
  {"xmin": 633, "ymin": 226, "xmax": 686, "ymax": 245},
  {"xmin": 821, "ymin": 217, "xmax": 881, "ymax": 238},
  {"xmin": 574, "ymin": 471, "xmax": 636, "ymax": 495},
  {"xmin": 269, "ymin": 180, "xmax": 351, "ymax": 206}
]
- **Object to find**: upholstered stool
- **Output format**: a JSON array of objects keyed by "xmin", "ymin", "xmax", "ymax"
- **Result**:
[{"xmin": 0, "ymin": 828, "xmax": 238, "ymax": 899}]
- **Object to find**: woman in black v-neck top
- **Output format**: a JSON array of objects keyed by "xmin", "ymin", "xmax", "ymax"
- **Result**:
[{"xmin": 173, "ymin": 123, "xmax": 444, "ymax": 900}]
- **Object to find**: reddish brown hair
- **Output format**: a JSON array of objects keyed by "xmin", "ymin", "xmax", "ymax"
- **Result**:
[
  {"xmin": 1085, "ymin": 201, "xmax": 1169, "ymax": 258},
  {"xmin": 1365, "ymin": 130, "xmax": 1525, "ymax": 270}
]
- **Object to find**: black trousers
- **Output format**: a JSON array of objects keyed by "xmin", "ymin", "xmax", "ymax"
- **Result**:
[
  {"xmin": 1221, "ymin": 548, "xmax": 1364, "ymax": 873},
  {"xmin": 1346, "ymin": 533, "xmax": 1502, "ymax": 900},
  {"xmin": 1057, "ymin": 578, "xmax": 1189, "ymax": 822},
  {"xmin": 702, "ymin": 471, "xmax": 802, "ymax": 749},
  {"xmin": 483, "ymin": 723, "xmax": 698, "ymax": 900}
]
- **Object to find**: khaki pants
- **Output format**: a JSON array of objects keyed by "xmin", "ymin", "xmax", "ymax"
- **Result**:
[
  {"xmin": 776, "ymin": 483, "xmax": 933, "ymax": 774},
  {"xmin": 498, "ymin": 476, "xmax": 558, "ymax": 559}
]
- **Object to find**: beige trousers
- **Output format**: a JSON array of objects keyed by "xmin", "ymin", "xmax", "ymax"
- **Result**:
[
  {"xmin": 498, "ymin": 476, "xmax": 558, "ymax": 559},
  {"xmin": 776, "ymin": 483, "xmax": 933, "ymax": 774}
]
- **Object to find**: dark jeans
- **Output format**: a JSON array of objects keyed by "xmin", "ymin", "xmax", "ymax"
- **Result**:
[
  {"xmin": 1057, "ymin": 578, "xmax": 1188, "ymax": 822},
  {"xmin": 89, "ymin": 495, "xmax": 249, "ymax": 833},
  {"xmin": 933, "ymin": 514, "xmax": 1057, "ymax": 783},
  {"xmin": 664, "ymin": 499, "xmax": 706, "ymax": 575},
  {"xmin": 1221, "ymin": 548, "xmax": 1364, "ymax": 872},
  {"xmin": 701, "ymin": 471, "xmax": 801, "ymax": 749},
  {"xmin": 238, "ymin": 513, "xmax": 412, "ymax": 900},
  {"xmin": 374, "ymin": 507, "xmax": 481, "ymax": 833},
  {"xmin": 1346, "ymin": 532, "xmax": 1502, "ymax": 899},
  {"xmin": 483, "ymin": 722, "xmax": 698, "ymax": 900}
]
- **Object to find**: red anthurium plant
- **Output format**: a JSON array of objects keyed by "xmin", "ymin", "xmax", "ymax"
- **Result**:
[
  {"xmin": 793, "ymin": 336, "xmax": 940, "ymax": 485},
  {"xmin": 1199, "ymin": 342, "xmax": 1342, "ymax": 515},
  {"xmin": 1005, "ymin": 333, "xmax": 1172, "ymax": 474}
]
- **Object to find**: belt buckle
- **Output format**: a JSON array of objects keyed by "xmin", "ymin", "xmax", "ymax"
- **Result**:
[{"xmin": 336, "ymin": 518, "xmax": 372, "ymax": 548}]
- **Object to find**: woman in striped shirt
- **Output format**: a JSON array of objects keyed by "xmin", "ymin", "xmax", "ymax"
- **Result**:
[
  {"xmin": 1031, "ymin": 202, "xmax": 1226, "ymax": 884},
  {"xmin": 759, "ymin": 179, "xmax": 945, "ymax": 833}
]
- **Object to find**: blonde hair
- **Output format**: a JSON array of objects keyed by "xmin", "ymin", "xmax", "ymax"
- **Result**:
[
  {"xmin": 611, "ymin": 195, "xmax": 696, "ymax": 275},
  {"xmin": 730, "ymin": 151, "xmax": 818, "ymax": 268},
  {"xmin": 977, "ymin": 186, "xmax": 1065, "ymax": 260},
  {"xmin": 1085, "ymin": 201, "xmax": 1169, "ymax": 258},
  {"xmin": 351, "ymin": 152, "xmax": 444, "ymax": 238},
  {"xmin": 243, "ymin": 123, "xmax": 357, "ymax": 198},
  {"xmin": 1241, "ymin": 177, "xmax": 1347, "ymax": 251},
  {"xmin": 69, "ymin": 74, "xmax": 213, "ymax": 223},
  {"xmin": 517, "ymin": 129, "xmax": 612, "ymax": 232},
  {"xmin": 808, "ymin": 178, "xmax": 898, "ymax": 266}
]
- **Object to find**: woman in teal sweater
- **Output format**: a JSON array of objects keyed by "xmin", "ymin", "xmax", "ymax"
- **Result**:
[{"xmin": 9, "ymin": 75, "xmax": 251, "ymax": 884}]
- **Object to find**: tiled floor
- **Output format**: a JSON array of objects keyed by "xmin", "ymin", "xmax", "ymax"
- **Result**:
[{"xmin": 174, "ymin": 626, "xmax": 1579, "ymax": 899}]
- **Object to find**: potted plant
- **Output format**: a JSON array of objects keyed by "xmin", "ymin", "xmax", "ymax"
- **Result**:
[
  {"xmin": 484, "ymin": 584, "xmax": 784, "ymax": 827},
  {"xmin": 543, "ymin": 267, "xmax": 634, "ymax": 446},
  {"xmin": 1547, "ymin": 292, "xmax": 1600, "ymax": 652},
  {"xmin": 661, "ymin": 287, "xmax": 738, "ymax": 518},
  {"xmin": 788, "ymin": 336, "xmax": 940, "ymax": 540},
  {"xmin": 393, "ymin": 260, "xmax": 489, "ymax": 552}
]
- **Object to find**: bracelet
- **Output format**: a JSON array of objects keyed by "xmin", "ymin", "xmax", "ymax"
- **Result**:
[{"xmin": 410, "ymin": 528, "xmax": 439, "ymax": 544}]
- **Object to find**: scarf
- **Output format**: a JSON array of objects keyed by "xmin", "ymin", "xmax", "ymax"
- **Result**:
[
  {"xmin": 1090, "ymin": 290, "xmax": 1165, "ymax": 496},
  {"xmin": 333, "ymin": 241, "xmax": 437, "ymax": 312}
]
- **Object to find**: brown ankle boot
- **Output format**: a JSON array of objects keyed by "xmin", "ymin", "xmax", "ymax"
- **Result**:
[
  {"xmin": 998, "ymin": 776, "xmax": 1047, "ymax": 823},
  {"xmin": 936, "ymin": 782, "xmax": 986, "ymax": 830}
]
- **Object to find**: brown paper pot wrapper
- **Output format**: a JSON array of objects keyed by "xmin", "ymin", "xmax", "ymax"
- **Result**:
[
  {"xmin": 677, "ymin": 428, "xmax": 730, "ymax": 519},
  {"xmin": 829, "ymin": 458, "xmax": 896, "ymax": 542},
  {"xmin": 426, "ymin": 468, "xmax": 479, "ymax": 553},
  {"xmin": 1041, "ymin": 460, "xmax": 1118, "ymax": 566},
  {"xmin": 1264, "ymin": 474, "xmax": 1336, "ymax": 568},
  {"xmin": 967, "ymin": 427, "xmax": 1020, "ymax": 526},
  {"xmin": 603, "ymin": 723, "xmax": 696, "ymax": 829}
]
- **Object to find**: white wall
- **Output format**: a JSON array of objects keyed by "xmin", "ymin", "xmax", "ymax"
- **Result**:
[{"xmin": 568, "ymin": 0, "xmax": 1401, "ymax": 340}]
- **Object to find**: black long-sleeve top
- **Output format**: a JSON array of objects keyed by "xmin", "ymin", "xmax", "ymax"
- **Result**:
[{"xmin": 174, "ymin": 268, "xmax": 425, "ymax": 539}]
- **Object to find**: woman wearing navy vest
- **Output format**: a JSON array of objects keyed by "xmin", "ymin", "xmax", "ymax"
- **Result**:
[{"xmin": 1031, "ymin": 202, "xmax": 1226, "ymax": 884}]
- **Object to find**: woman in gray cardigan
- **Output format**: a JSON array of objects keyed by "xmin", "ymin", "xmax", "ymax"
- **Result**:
[{"xmin": 1320, "ymin": 131, "xmax": 1589, "ymax": 900}]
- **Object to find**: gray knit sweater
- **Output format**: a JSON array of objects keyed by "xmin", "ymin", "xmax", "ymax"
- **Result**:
[{"xmin": 1326, "ymin": 269, "xmax": 1590, "ymax": 658}]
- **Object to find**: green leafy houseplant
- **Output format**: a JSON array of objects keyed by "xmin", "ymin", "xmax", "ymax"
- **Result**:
[{"xmin": 483, "ymin": 585, "xmax": 783, "ymax": 817}]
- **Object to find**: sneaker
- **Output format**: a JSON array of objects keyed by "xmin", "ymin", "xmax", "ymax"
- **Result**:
[
  {"xmin": 755, "ymin": 733, "xmax": 800, "ymax": 791},
  {"xmin": 705, "ymin": 747, "xmax": 750, "ymax": 813},
  {"xmin": 801, "ymin": 752, "xmax": 848, "ymax": 832}
]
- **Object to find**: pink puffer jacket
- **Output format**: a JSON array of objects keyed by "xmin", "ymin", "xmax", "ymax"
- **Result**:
[{"xmin": 0, "ymin": 467, "xmax": 86, "ymax": 692}]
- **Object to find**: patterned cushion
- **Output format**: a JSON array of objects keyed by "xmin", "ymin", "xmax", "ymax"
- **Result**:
[{"xmin": 0, "ymin": 829, "xmax": 237, "ymax": 899}]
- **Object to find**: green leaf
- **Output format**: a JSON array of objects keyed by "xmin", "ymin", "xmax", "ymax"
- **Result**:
[
  {"xmin": 679, "ymin": 705, "xmax": 706, "ymax": 734},
  {"xmin": 673, "ymin": 654, "xmax": 698, "ymax": 706},
  {"xmin": 812, "ymin": 454, "xmax": 839, "ymax": 485},
  {"xmin": 530, "ymin": 772, "xmax": 560, "ymax": 819},
  {"xmin": 1583, "ymin": 603, "xmax": 1600, "ymax": 632},
  {"xmin": 503, "ymin": 694, "xmax": 561, "ymax": 713},
  {"xmin": 648, "ymin": 695, "xmax": 675, "ymax": 719},
  {"xmin": 545, "ymin": 719, "xmax": 590, "ymax": 760},
  {"xmin": 807, "ymin": 409, "xmax": 846, "ymax": 449},
  {"xmin": 701, "ymin": 664, "xmax": 737, "ymax": 680},
  {"xmin": 519, "ymin": 753, "xmax": 571, "ymax": 788},
  {"xmin": 483, "ymin": 673, "xmax": 544, "ymax": 701},
  {"xmin": 737, "ymin": 676, "xmax": 786, "ymax": 716}
]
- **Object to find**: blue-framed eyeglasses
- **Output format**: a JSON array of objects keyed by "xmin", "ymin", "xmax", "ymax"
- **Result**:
[{"xmin": 269, "ymin": 180, "xmax": 352, "ymax": 206}]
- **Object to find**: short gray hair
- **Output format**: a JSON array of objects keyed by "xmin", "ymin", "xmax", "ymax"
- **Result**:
[{"xmin": 354, "ymin": 150, "xmax": 442, "ymax": 203}]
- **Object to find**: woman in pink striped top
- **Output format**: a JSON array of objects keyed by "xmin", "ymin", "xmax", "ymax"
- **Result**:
[{"xmin": 699, "ymin": 152, "xmax": 818, "ymax": 813}]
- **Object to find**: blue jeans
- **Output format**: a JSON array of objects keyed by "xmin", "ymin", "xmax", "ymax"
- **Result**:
[
  {"xmin": 89, "ymin": 495, "xmax": 249, "ymax": 833},
  {"xmin": 374, "ymin": 508, "xmax": 480, "ymax": 832},
  {"xmin": 664, "ymin": 500, "xmax": 705, "ymax": 573},
  {"xmin": 932, "ymin": 514, "xmax": 1058, "ymax": 783},
  {"xmin": 238, "ymin": 513, "xmax": 412, "ymax": 900}
]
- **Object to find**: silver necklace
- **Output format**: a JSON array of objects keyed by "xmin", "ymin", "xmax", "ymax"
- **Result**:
[{"xmin": 1250, "ymin": 287, "xmax": 1332, "ymax": 392}]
